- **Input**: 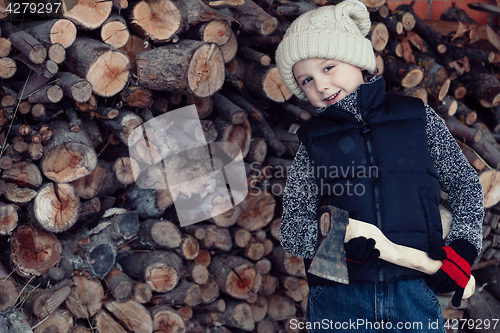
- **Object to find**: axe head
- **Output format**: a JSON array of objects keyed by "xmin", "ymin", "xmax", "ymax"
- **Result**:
[{"xmin": 308, "ymin": 205, "xmax": 350, "ymax": 284}]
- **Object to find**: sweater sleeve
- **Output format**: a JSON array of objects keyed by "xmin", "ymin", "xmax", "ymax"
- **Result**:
[
  {"xmin": 279, "ymin": 142, "xmax": 319, "ymax": 259},
  {"xmin": 424, "ymin": 103, "xmax": 484, "ymax": 255}
]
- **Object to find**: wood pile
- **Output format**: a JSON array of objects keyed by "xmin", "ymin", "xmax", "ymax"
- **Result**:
[{"xmin": 0, "ymin": 0, "xmax": 499, "ymax": 332}]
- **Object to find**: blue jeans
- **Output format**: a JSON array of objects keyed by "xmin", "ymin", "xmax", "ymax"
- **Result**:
[{"xmin": 306, "ymin": 279, "xmax": 444, "ymax": 332}]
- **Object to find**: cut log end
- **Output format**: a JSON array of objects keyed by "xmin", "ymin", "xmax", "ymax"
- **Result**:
[
  {"xmin": 0, "ymin": 58, "xmax": 16, "ymax": 79},
  {"xmin": 64, "ymin": 0, "xmax": 113, "ymax": 30},
  {"xmin": 401, "ymin": 68, "xmax": 424, "ymax": 88},
  {"xmin": 188, "ymin": 43, "xmax": 225, "ymax": 97},
  {"xmin": 10, "ymin": 224, "xmax": 62, "ymax": 278},
  {"xmin": 87, "ymin": 51, "xmax": 130, "ymax": 97},
  {"xmin": 42, "ymin": 142, "xmax": 97, "ymax": 183},
  {"xmin": 132, "ymin": 0, "xmax": 182, "ymax": 42},
  {"xmin": 264, "ymin": 67, "xmax": 293, "ymax": 103},
  {"xmin": 50, "ymin": 19, "xmax": 77, "ymax": 48},
  {"xmin": 101, "ymin": 20, "xmax": 130, "ymax": 49},
  {"xmin": 261, "ymin": 17, "xmax": 278, "ymax": 36},
  {"xmin": 34, "ymin": 183, "xmax": 81, "ymax": 233}
]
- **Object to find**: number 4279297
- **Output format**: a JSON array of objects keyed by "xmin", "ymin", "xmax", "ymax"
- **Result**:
[
  {"xmin": 5, "ymin": 2, "xmax": 62, "ymax": 14},
  {"xmin": 444, "ymin": 318, "xmax": 498, "ymax": 330}
]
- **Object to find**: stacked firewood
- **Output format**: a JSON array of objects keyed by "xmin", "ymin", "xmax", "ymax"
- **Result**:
[{"xmin": 0, "ymin": 0, "xmax": 500, "ymax": 332}]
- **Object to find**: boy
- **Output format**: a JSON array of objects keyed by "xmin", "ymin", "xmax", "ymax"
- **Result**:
[{"xmin": 275, "ymin": 1, "xmax": 484, "ymax": 332}]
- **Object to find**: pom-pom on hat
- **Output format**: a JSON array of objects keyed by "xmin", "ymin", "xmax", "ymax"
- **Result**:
[{"xmin": 275, "ymin": 0, "xmax": 377, "ymax": 100}]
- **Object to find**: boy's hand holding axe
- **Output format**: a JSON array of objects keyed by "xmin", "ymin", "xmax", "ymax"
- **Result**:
[{"xmin": 310, "ymin": 205, "xmax": 475, "ymax": 307}]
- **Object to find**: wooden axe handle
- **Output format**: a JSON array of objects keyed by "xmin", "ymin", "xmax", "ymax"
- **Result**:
[{"xmin": 345, "ymin": 218, "xmax": 475, "ymax": 299}]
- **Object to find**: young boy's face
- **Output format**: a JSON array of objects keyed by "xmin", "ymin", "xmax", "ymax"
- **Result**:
[{"xmin": 292, "ymin": 58, "xmax": 365, "ymax": 108}]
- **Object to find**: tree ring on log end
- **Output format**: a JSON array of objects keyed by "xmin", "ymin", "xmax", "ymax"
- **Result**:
[
  {"xmin": 188, "ymin": 43, "xmax": 225, "ymax": 97},
  {"xmin": 10, "ymin": 224, "xmax": 61, "ymax": 278},
  {"xmin": 226, "ymin": 266, "xmax": 262, "ymax": 300},
  {"xmin": 87, "ymin": 51, "xmax": 130, "ymax": 97},
  {"xmin": 132, "ymin": 0, "xmax": 182, "ymax": 43},
  {"xmin": 34, "ymin": 183, "xmax": 81, "ymax": 233},
  {"xmin": 42, "ymin": 142, "xmax": 97, "ymax": 183},
  {"xmin": 50, "ymin": 19, "xmax": 77, "ymax": 48},
  {"xmin": 64, "ymin": 0, "xmax": 113, "ymax": 30},
  {"xmin": 479, "ymin": 169, "xmax": 500, "ymax": 208},
  {"xmin": 145, "ymin": 264, "xmax": 178, "ymax": 292},
  {"xmin": 261, "ymin": 17, "xmax": 278, "ymax": 36}
]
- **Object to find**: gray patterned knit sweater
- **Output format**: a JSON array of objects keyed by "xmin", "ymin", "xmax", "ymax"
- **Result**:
[{"xmin": 280, "ymin": 76, "xmax": 484, "ymax": 259}]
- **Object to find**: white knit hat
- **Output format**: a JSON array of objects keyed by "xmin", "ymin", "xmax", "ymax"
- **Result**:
[{"xmin": 275, "ymin": 0, "xmax": 377, "ymax": 100}]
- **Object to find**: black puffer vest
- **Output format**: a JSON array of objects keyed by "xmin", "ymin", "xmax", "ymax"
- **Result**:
[{"xmin": 298, "ymin": 77, "xmax": 443, "ymax": 284}]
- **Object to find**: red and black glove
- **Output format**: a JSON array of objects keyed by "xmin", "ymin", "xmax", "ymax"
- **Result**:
[
  {"xmin": 345, "ymin": 237, "xmax": 380, "ymax": 264},
  {"xmin": 426, "ymin": 239, "xmax": 477, "ymax": 307}
]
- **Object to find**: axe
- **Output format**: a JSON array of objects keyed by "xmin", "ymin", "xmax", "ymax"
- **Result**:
[{"xmin": 309, "ymin": 205, "xmax": 476, "ymax": 299}]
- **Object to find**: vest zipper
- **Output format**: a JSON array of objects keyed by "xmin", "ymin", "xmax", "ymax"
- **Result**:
[{"xmin": 353, "ymin": 110, "xmax": 384, "ymax": 282}]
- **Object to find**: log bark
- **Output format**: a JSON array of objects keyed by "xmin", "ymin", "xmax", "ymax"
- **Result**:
[
  {"xmin": 223, "ymin": 90, "xmax": 287, "ymax": 156},
  {"xmin": 183, "ymin": 19, "xmax": 232, "ymax": 46},
  {"xmin": 9, "ymin": 30, "xmax": 47, "ymax": 64},
  {"xmin": 467, "ymin": 288, "xmax": 500, "ymax": 333},
  {"xmin": 233, "ymin": 0, "xmax": 278, "ymax": 36},
  {"xmin": 444, "ymin": 114, "xmax": 482, "ymax": 143},
  {"xmin": 0, "ymin": 278, "xmax": 19, "ymax": 312},
  {"xmin": 53, "ymin": 72, "xmax": 92, "ymax": 103},
  {"xmin": 118, "ymin": 250, "xmax": 183, "ymax": 292},
  {"xmin": 213, "ymin": 116, "xmax": 252, "ymax": 158},
  {"xmin": 383, "ymin": 55, "xmax": 423, "ymax": 88},
  {"xmin": 136, "ymin": 40, "xmax": 224, "ymax": 98},
  {"xmin": 94, "ymin": 310, "xmax": 127, "ymax": 333},
  {"xmin": 118, "ymin": 34, "xmax": 152, "ymax": 73},
  {"xmin": 220, "ymin": 31, "xmax": 238, "ymax": 63},
  {"xmin": 120, "ymin": 184, "xmax": 173, "ymax": 219},
  {"xmin": 61, "ymin": 210, "xmax": 139, "ymax": 277},
  {"xmin": 120, "ymin": 85, "xmax": 153, "ymax": 109},
  {"xmin": 150, "ymin": 305, "xmax": 186, "ymax": 333},
  {"xmin": 396, "ymin": 4, "xmax": 446, "ymax": 54},
  {"xmin": 28, "ymin": 84, "xmax": 63, "ymax": 104},
  {"xmin": 196, "ymin": 299, "xmax": 255, "ymax": 331},
  {"xmin": 242, "ymin": 64, "xmax": 292, "ymax": 102},
  {"xmin": 70, "ymin": 159, "xmax": 123, "ymax": 199},
  {"xmin": 105, "ymin": 266, "xmax": 134, "ymax": 301},
  {"xmin": 462, "ymin": 60, "xmax": 500, "ymax": 107},
  {"xmin": 23, "ymin": 279, "xmax": 71, "ymax": 319},
  {"xmin": 270, "ymin": 246, "xmax": 305, "ymax": 277},
  {"xmin": 151, "ymin": 279, "xmax": 202, "ymax": 307},
  {"xmin": 185, "ymin": 224, "xmax": 232, "ymax": 251},
  {"xmin": 213, "ymin": 92, "xmax": 248, "ymax": 125},
  {"xmin": 418, "ymin": 62, "xmax": 450, "ymax": 102},
  {"xmin": 28, "ymin": 19, "xmax": 76, "ymax": 49}
]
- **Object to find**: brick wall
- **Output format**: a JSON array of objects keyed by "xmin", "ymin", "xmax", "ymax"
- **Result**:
[{"xmin": 386, "ymin": 0, "xmax": 494, "ymax": 25}]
